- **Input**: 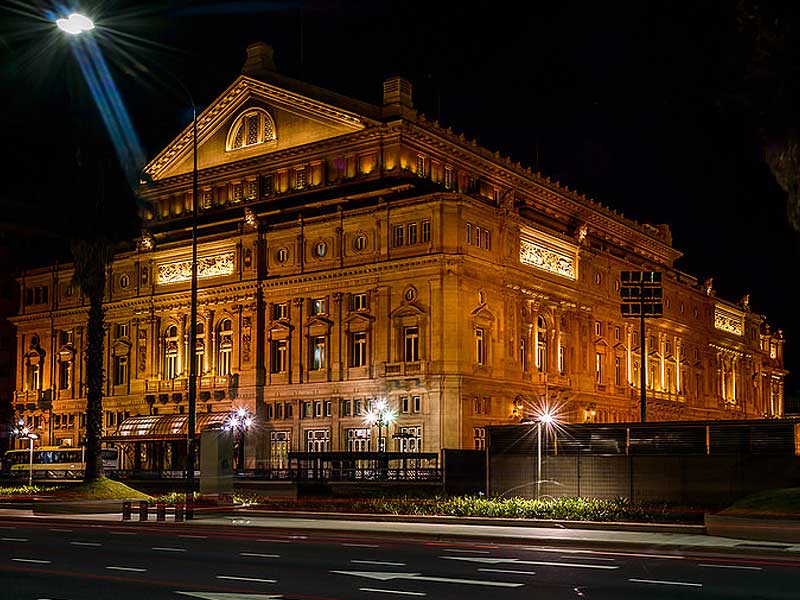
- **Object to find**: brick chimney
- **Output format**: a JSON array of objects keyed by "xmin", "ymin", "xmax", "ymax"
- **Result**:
[{"xmin": 242, "ymin": 42, "xmax": 276, "ymax": 77}]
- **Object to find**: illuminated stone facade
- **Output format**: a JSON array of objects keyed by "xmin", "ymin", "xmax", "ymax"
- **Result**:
[{"xmin": 10, "ymin": 43, "xmax": 787, "ymax": 468}]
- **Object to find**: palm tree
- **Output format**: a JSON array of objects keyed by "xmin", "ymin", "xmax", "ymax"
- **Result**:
[{"xmin": 71, "ymin": 237, "xmax": 112, "ymax": 482}]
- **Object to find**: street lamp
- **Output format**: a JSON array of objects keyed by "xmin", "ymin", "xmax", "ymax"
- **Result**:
[
  {"xmin": 225, "ymin": 407, "xmax": 255, "ymax": 472},
  {"xmin": 13, "ymin": 420, "xmax": 40, "ymax": 487},
  {"xmin": 54, "ymin": 15, "xmax": 200, "ymax": 515},
  {"xmin": 536, "ymin": 411, "xmax": 554, "ymax": 500},
  {"xmin": 364, "ymin": 399, "xmax": 395, "ymax": 453}
]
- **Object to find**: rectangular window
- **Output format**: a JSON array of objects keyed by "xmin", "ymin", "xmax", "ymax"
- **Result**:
[
  {"xmin": 261, "ymin": 175, "xmax": 274, "ymax": 197},
  {"xmin": 271, "ymin": 340, "xmax": 288, "ymax": 373},
  {"xmin": 295, "ymin": 167, "xmax": 306, "ymax": 189},
  {"xmin": 355, "ymin": 399, "xmax": 363, "ymax": 416},
  {"xmin": 58, "ymin": 361, "xmax": 71, "ymax": 390},
  {"xmin": 474, "ymin": 427, "xmax": 486, "ymax": 451},
  {"xmin": 351, "ymin": 332, "xmax": 367, "ymax": 367},
  {"xmin": 421, "ymin": 220, "xmax": 431, "ymax": 243},
  {"xmin": 466, "ymin": 223, "xmax": 473, "ymax": 245},
  {"xmin": 346, "ymin": 427, "xmax": 372, "ymax": 452},
  {"xmin": 314, "ymin": 401, "xmax": 323, "ymax": 418},
  {"xmin": 303, "ymin": 402, "xmax": 312, "ymax": 418},
  {"xmin": 444, "ymin": 167, "xmax": 453, "ymax": 189},
  {"xmin": 325, "ymin": 400, "xmax": 332, "ymax": 417},
  {"xmin": 311, "ymin": 336, "xmax": 326, "ymax": 370},
  {"xmin": 201, "ymin": 189, "xmax": 213, "ymax": 209},
  {"xmin": 475, "ymin": 226, "xmax": 481, "ymax": 248},
  {"xmin": 595, "ymin": 321, "xmax": 602, "ymax": 337},
  {"xmin": 232, "ymin": 183, "xmax": 243, "ymax": 203},
  {"xmin": 484, "ymin": 229, "xmax": 491, "ymax": 250},
  {"xmin": 265, "ymin": 404, "xmax": 273, "ymax": 420},
  {"xmin": 246, "ymin": 179, "xmax": 258, "ymax": 200},
  {"xmin": 407, "ymin": 222, "xmax": 418, "ymax": 245},
  {"xmin": 412, "ymin": 395, "xmax": 421, "ymax": 413},
  {"xmin": 559, "ymin": 345, "xmax": 565, "ymax": 374},
  {"xmin": 115, "ymin": 323, "xmax": 129, "ymax": 339},
  {"xmin": 615, "ymin": 356, "xmax": 622, "ymax": 386},
  {"xmin": 520, "ymin": 337, "xmax": 527, "ymax": 371},
  {"xmin": 404, "ymin": 326, "xmax": 420, "ymax": 362},
  {"xmin": 114, "ymin": 355, "xmax": 128, "ymax": 386},
  {"xmin": 475, "ymin": 327, "xmax": 485, "ymax": 365},
  {"xmin": 397, "ymin": 426, "xmax": 422, "ymax": 452},
  {"xmin": 352, "ymin": 293, "xmax": 368, "ymax": 311},
  {"xmin": 274, "ymin": 402, "xmax": 283, "ymax": 420},
  {"xmin": 306, "ymin": 429, "xmax": 330, "ymax": 452},
  {"xmin": 342, "ymin": 399, "xmax": 352, "ymax": 416},
  {"xmin": 285, "ymin": 403, "xmax": 293, "ymax": 419},
  {"xmin": 596, "ymin": 352, "xmax": 603, "ymax": 383},
  {"xmin": 311, "ymin": 298, "xmax": 327, "ymax": 316},
  {"xmin": 614, "ymin": 326, "xmax": 621, "ymax": 341},
  {"xmin": 272, "ymin": 303, "xmax": 288, "ymax": 320},
  {"xmin": 393, "ymin": 225, "xmax": 405, "ymax": 247},
  {"xmin": 401, "ymin": 396, "xmax": 409, "ymax": 413}
]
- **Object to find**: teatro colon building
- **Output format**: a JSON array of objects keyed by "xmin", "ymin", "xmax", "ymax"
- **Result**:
[{"xmin": 9, "ymin": 43, "xmax": 787, "ymax": 471}]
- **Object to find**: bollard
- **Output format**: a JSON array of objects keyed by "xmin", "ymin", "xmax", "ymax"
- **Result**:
[
  {"xmin": 122, "ymin": 501, "xmax": 131, "ymax": 521},
  {"xmin": 138, "ymin": 500, "xmax": 149, "ymax": 521},
  {"xmin": 156, "ymin": 502, "xmax": 166, "ymax": 521},
  {"xmin": 174, "ymin": 503, "xmax": 184, "ymax": 522}
]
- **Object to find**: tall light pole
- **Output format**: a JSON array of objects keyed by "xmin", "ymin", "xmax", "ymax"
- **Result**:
[
  {"xmin": 365, "ymin": 399, "xmax": 395, "ymax": 453},
  {"xmin": 55, "ymin": 12, "xmax": 199, "ymax": 515},
  {"xmin": 536, "ymin": 412, "xmax": 553, "ymax": 500},
  {"xmin": 13, "ymin": 420, "xmax": 39, "ymax": 487}
]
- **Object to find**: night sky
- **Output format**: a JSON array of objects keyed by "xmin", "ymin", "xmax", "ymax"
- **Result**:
[{"xmin": 2, "ymin": 1, "xmax": 799, "ymax": 411}]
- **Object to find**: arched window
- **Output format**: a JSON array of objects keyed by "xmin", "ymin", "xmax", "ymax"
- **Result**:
[
  {"xmin": 163, "ymin": 325, "xmax": 179, "ymax": 380},
  {"xmin": 536, "ymin": 315, "xmax": 547, "ymax": 373},
  {"xmin": 217, "ymin": 319, "xmax": 233, "ymax": 376},
  {"xmin": 226, "ymin": 109, "xmax": 276, "ymax": 151}
]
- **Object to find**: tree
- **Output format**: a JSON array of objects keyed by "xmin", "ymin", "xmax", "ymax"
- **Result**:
[{"xmin": 71, "ymin": 237, "xmax": 112, "ymax": 482}]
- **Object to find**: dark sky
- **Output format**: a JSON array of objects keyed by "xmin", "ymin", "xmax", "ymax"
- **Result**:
[{"xmin": 2, "ymin": 1, "xmax": 799, "ymax": 410}]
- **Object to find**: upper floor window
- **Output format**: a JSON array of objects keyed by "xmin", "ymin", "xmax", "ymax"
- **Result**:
[
  {"xmin": 311, "ymin": 297, "xmax": 327, "ymax": 316},
  {"xmin": 115, "ymin": 323, "xmax": 129, "ymax": 339},
  {"xmin": 351, "ymin": 332, "xmax": 368, "ymax": 367},
  {"xmin": 393, "ymin": 225, "xmax": 404, "ymax": 247},
  {"xmin": 475, "ymin": 327, "xmax": 486, "ymax": 365},
  {"xmin": 226, "ymin": 109, "xmax": 276, "ymax": 151},
  {"xmin": 404, "ymin": 326, "xmax": 419, "ymax": 362},
  {"xmin": 352, "ymin": 293, "xmax": 368, "ymax": 311},
  {"xmin": 273, "ymin": 302, "xmax": 288, "ymax": 320},
  {"xmin": 163, "ymin": 325, "xmax": 179, "ymax": 380},
  {"xmin": 217, "ymin": 319, "xmax": 233, "ymax": 376},
  {"xmin": 421, "ymin": 220, "xmax": 431, "ymax": 243}
]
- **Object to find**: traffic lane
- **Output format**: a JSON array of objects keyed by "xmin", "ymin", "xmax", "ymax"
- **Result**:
[{"xmin": 2, "ymin": 520, "xmax": 800, "ymax": 599}]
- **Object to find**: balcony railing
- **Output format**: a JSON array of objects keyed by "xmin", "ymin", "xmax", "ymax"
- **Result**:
[
  {"xmin": 382, "ymin": 361, "xmax": 427, "ymax": 378},
  {"xmin": 145, "ymin": 375, "xmax": 229, "ymax": 393}
]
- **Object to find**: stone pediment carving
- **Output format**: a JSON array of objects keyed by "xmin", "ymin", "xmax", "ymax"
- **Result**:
[
  {"xmin": 57, "ymin": 346, "xmax": 76, "ymax": 362},
  {"xmin": 269, "ymin": 320, "xmax": 294, "ymax": 334},
  {"xmin": 390, "ymin": 303, "xmax": 425, "ymax": 319},
  {"xmin": 306, "ymin": 315, "xmax": 333, "ymax": 330},
  {"xmin": 143, "ymin": 75, "xmax": 372, "ymax": 181},
  {"xmin": 471, "ymin": 304, "xmax": 496, "ymax": 322},
  {"xmin": 111, "ymin": 340, "xmax": 132, "ymax": 357},
  {"xmin": 344, "ymin": 312, "xmax": 375, "ymax": 324}
]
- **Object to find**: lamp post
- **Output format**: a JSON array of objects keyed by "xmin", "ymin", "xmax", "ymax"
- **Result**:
[
  {"xmin": 365, "ymin": 399, "xmax": 395, "ymax": 453},
  {"xmin": 54, "ymin": 12, "xmax": 200, "ymax": 515},
  {"xmin": 13, "ymin": 420, "xmax": 40, "ymax": 487},
  {"xmin": 536, "ymin": 412, "xmax": 553, "ymax": 500},
  {"xmin": 225, "ymin": 408, "xmax": 254, "ymax": 472}
]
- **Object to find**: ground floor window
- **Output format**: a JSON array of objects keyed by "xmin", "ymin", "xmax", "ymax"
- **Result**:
[
  {"xmin": 270, "ymin": 431, "xmax": 290, "ymax": 470},
  {"xmin": 396, "ymin": 426, "xmax": 422, "ymax": 452},
  {"xmin": 345, "ymin": 428, "xmax": 371, "ymax": 452},
  {"xmin": 474, "ymin": 427, "xmax": 486, "ymax": 450},
  {"xmin": 306, "ymin": 429, "xmax": 330, "ymax": 452}
]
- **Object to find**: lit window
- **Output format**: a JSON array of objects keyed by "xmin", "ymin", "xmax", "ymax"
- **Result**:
[
  {"xmin": 407, "ymin": 223, "xmax": 418, "ymax": 245},
  {"xmin": 273, "ymin": 303, "xmax": 288, "ymax": 320},
  {"xmin": 313, "ymin": 240, "xmax": 328, "ymax": 258},
  {"xmin": 466, "ymin": 223, "xmax": 473, "ymax": 245},
  {"xmin": 276, "ymin": 247, "xmax": 288, "ymax": 264},
  {"xmin": 444, "ymin": 167, "xmax": 453, "ymax": 189},
  {"xmin": 351, "ymin": 332, "xmax": 367, "ymax": 367},
  {"xmin": 114, "ymin": 355, "xmax": 129, "ymax": 386},
  {"xmin": 352, "ymin": 293, "xmax": 368, "ymax": 311},
  {"xmin": 474, "ymin": 427, "xmax": 486, "ymax": 450},
  {"xmin": 231, "ymin": 183, "xmax": 243, "ymax": 203},
  {"xmin": 615, "ymin": 356, "xmax": 622, "ymax": 386},
  {"xmin": 537, "ymin": 316, "xmax": 547, "ymax": 372},
  {"xmin": 475, "ymin": 328, "xmax": 485, "ymax": 365},
  {"xmin": 421, "ymin": 220, "xmax": 431, "ymax": 243},
  {"xmin": 227, "ymin": 109, "xmax": 277, "ymax": 151},
  {"xmin": 404, "ymin": 326, "xmax": 419, "ymax": 362},
  {"xmin": 296, "ymin": 167, "xmax": 306, "ymax": 189},
  {"xmin": 217, "ymin": 319, "xmax": 233, "ymax": 376},
  {"xmin": 558, "ymin": 344, "xmax": 565, "ymax": 374},
  {"xmin": 115, "ymin": 323, "xmax": 129, "ymax": 339},
  {"xmin": 271, "ymin": 340, "xmax": 288, "ymax": 373},
  {"xmin": 393, "ymin": 225, "xmax": 404, "ymax": 247},
  {"xmin": 596, "ymin": 352, "xmax": 604, "ymax": 383},
  {"xmin": 58, "ymin": 361, "xmax": 72, "ymax": 390},
  {"xmin": 311, "ymin": 336, "xmax": 326, "ymax": 371},
  {"xmin": 311, "ymin": 297, "xmax": 327, "ymax": 316},
  {"xmin": 416, "ymin": 155, "xmax": 425, "ymax": 177},
  {"xmin": 353, "ymin": 234, "xmax": 368, "ymax": 252},
  {"xmin": 595, "ymin": 321, "xmax": 602, "ymax": 337},
  {"xmin": 163, "ymin": 325, "xmax": 178, "ymax": 380}
]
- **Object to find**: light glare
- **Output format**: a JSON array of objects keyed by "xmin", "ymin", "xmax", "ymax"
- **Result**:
[{"xmin": 56, "ymin": 13, "xmax": 95, "ymax": 35}]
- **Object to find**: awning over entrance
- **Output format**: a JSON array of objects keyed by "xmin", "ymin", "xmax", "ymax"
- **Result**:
[{"xmin": 104, "ymin": 412, "xmax": 229, "ymax": 442}]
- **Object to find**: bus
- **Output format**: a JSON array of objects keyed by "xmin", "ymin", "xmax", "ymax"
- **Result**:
[{"xmin": 2, "ymin": 446, "xmax": 120, "ymax": 481}]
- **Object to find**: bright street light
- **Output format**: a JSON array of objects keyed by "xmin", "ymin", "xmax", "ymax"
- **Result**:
[
  {"xmin": 13, "ymin": 421, "xmax": 39, "ymax": 487},
  {"xmin": 536, "ymin": 410, "xmax": 556, "ymax": 500},
  {"xmin": 226, "ymin": 408, "xmax": 255, "ymax": 472},
  {"xmin": 364, "ymin": 399, "xmax": 395, "ymax": 453},
  {"xmin": 55, "ymin": 13, "xmax": 95, "ymax": 35}
]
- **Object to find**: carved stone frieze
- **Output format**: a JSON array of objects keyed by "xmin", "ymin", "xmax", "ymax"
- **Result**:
[
  {"xmin": 714, "ymin": 304, "xmax": 744, "ymax": 336},
  {"xmin": 519, "ymin": 226, "xmax": 578, "ymax": 280},
  {"xmin": 157, "ymin": 251, "xmax": 236, "ymax": 285}
]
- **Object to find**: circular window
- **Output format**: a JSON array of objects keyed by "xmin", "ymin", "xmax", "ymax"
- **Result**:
[
  {"xmin": 276, "ymin": 247, "xmax": 288, "ymax": 264},
  {"xmin": 314, "ymin": 241, "xmax": 328, "ymax": 258},
  {"xmin": 353, "ymin": 234, "xmax": 368, "ymax": 252},
  {"xmin": 119, "ymin": 274, "xmax": 130, "ymax": 289},
  {"xmin": 614, "ymin": 280, "xmax": 620, "ymax": 291},
  {"xmin": 594, "ymin": 272, "xmax": 602, "ymax": 285},
  {"xmin": 404, "ymin": 287, "xmax": 416, "ymax": 302},
  {"xmin": 31, "ymin": 334, "xmax": 40, "ymax": 347}
]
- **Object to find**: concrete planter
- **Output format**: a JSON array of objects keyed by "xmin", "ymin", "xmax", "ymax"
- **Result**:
[{"xmin": 705, "ymin": 513, "xmax": 800, "ymax": 544}]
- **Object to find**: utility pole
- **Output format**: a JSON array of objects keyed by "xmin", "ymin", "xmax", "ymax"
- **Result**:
[{"xmin": 620, "ymin": 271, "xmax": 663, "ymax": 422}]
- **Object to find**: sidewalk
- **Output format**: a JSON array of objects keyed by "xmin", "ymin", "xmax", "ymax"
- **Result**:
[{"xmin": 3, "ymin": 506, "xmax": 800, "ymax": 555}]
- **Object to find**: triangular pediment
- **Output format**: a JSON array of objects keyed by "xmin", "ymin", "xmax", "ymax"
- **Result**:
[
  {"xmin": 344, "ymin": 312, "xmax": 375, "ymax": 325},
  {"xmin": 144, "ymin": 75, "xmax": 377, "ymax": 181},
  {"xmin": 269, "ymin": 320, "xmax": 294, "ymax": 334},
  {"xmin": 471, "ymin": 303, "xmax": 495, "ymax": 322},
  {"xmin": 306, "ymin": 315, "xmax": 333, "ymax": 329},
  {"xmin": 390, "ymin": 303, "xmax": 425, "ymax": 319}
]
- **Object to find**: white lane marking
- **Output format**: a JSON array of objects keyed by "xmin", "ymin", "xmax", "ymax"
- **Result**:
[
  {"xmin": 479, "ymin": 568, "xmax": 537, "ymax": 576},
  {"xmin": 152, "ymin": 546, "xmax": 187, "ymax": 552},
  {"xmin": 0, "ymin": 526, "xmax": 16, "ymax": 530},
  {"xmin": 179, "ymin": 535, "xmax": 208, "ymax": 539},
  {"xmin": 559, "ymin": 555, "xmax": 616, "ymax": 562},
  {"xmin": 343, "ymin": 543, "xmax": 380, "ymax": 548},
  {"xmin": 1, "ymin": 537, "xmax": 28, "ymax": 542},
  {"xmin": 176, "ymin": 592, "xmax": 284, "ymax": 599},
  {"xmin": 698, "ymin": 563, "xmax": 763, "ymax": 571},
  {"xmin": 257, "ymin": 538, "xmax": 291, "ymax": 543},
  {"xmin": 216, "ymin": 575, "xmax": 277, "ymax": 584},
  {"xmin": 629, "ymin": 578, "xmax": 702, "ymax": 588},
  {"xmin": 360, "ymin": 588, "xmax": 426, "ymax": 597},
  {"xmin": 106, "ymin": 566, "xmax": 147, "ymax": 572},
  {"xmin": 352, "ymin": 560, "xmax": 407, "ymax": 567},
  {"xmin": 70, "ymin": 541, "xmax": 102, "ymax": 547},
  {"xmin": 109, "ymin": 531, "xmax": 137, "ymax": 536},
  {"xmin": 12, "ymin": 558, "xmax": 51, "ymax": 564},
  {"xmin": 48, "ymin": 529, "xmax": 73, "ymax": 533},
  {"xmin": 240, "ymin": 553, "xmax": 280, "ymax": 558},
  {"xmin": 288, "ymin": 535, "xmax": 307, "ymax": 539},
  {"xmin": 444, "ymin": 548, "xmax": 491, "ymax": 554},
  {"xmin": 332, "ymin": 570, "xmax": 523, "ymax": 588},
  {"xmin": 529, "ymin": 547, "xmax": 685, "ymax": 560},
  {"xmin": 442, "ymin": 556, "xmax": 619, "ymax": 570}
]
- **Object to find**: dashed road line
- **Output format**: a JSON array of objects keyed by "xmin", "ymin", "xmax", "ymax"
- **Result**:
[
  {"xmin": 70, "ymin": 541, "xmax": 102, "ymax": 547},
  {"xmin": 343, "ymin": 543, "xmax": 380, "ymax": 548},
  {"xmin": 106, "ymin": 566, "xmax": 147, "ymax": 573},
  {"xmin": 479, "ymin": 568, "xmax": 537, "ymax": 576},
  {"xmin": 178, "ymin": 535, "xmax": 208, "ymax": 539},
  {"xmin": 444, "ymin": 548, "xmax": 491, "ymax": 554},
  {"xmin": 48, "ymin": 528, "xmax": 73, "ymax": 533},
  {"xmin": 360, "ymin": 588, "xmax": 426, "ymax": 596},
  {"xmin": 12, "ymin": 558, "xmax": 51, "ymax": 564},
  {"xmin": 152, "ymin": 546, "xmax": 187, "ymax": 552},
  {"xmin": 698, "ymin": 563, "xmax": 763, "ymax": 571},
  {"xmin": 240, "ymin": 552, "xmax": 280, "ymax": 558},
  {"xmin": 629, "ymin": 578, "xmax": 702, "ymax": 587},
  {"xmin": 1, "ymin": 537, "xmax": 28, "ymax": 542},
  {"xmin": 352, "ymin": 560, "xmax": 407, "ymax": 567},
  {"xmin": 216, "ymin": 575, "xmax": 277, "ymax": 584}
]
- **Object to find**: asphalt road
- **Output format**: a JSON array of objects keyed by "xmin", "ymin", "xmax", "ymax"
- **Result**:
[{"xmin": 0, "ymin": 517, "xmax": 798, "ymax": 599}]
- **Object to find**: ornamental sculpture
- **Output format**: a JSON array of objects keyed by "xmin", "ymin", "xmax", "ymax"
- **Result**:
[
  {"xmin": 157, "ymin": 251, "xmax": 236, "ymax": 285},
  {"xmin": 714, "ymin": 305, "xmax": 743, "ymax": 336},
  {"xmin": 520, "ymin": 239, "xmax": 576, "ymax": 280}
]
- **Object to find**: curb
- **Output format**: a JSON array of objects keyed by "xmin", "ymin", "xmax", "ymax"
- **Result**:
[
  {"xmin": 229, "ymin": 509, "xmax": 707, "ymax": 535},
  {"xmin": 705, "ymin": 513, "xmax": 800, "ymax": 544}
]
